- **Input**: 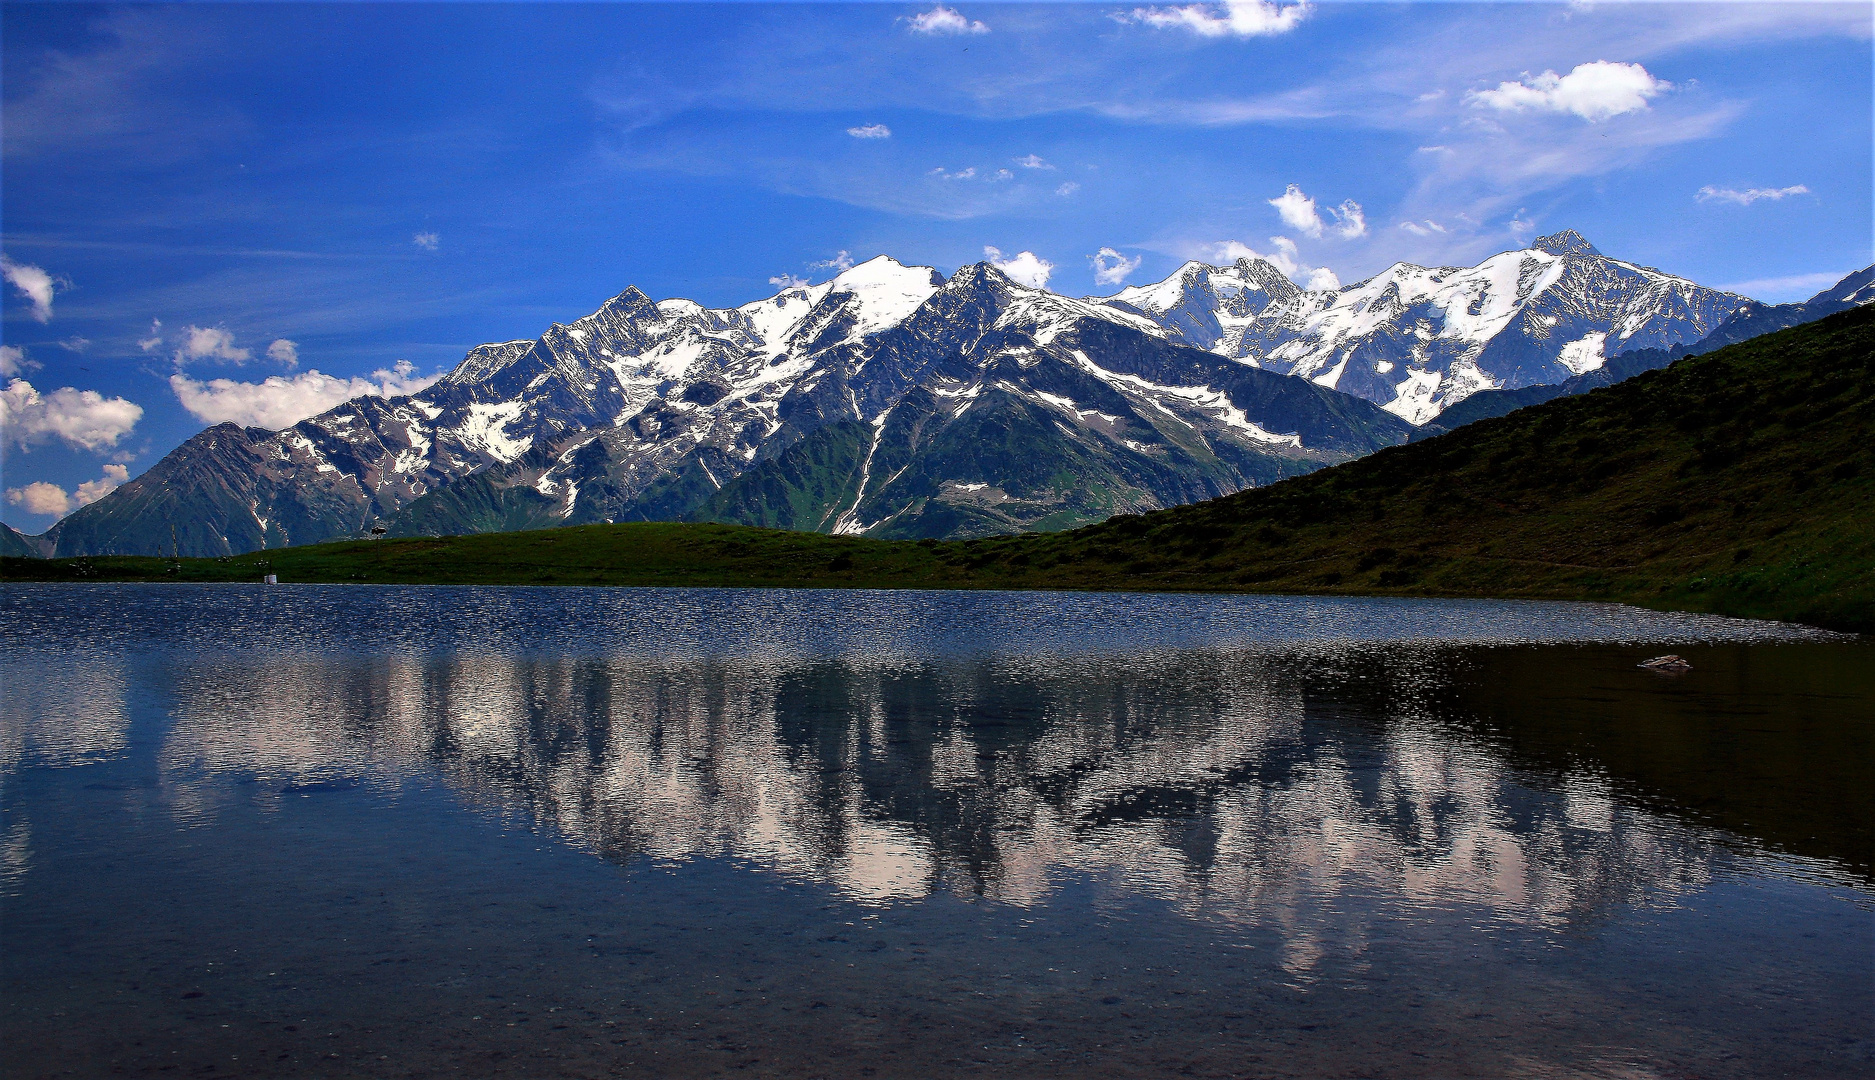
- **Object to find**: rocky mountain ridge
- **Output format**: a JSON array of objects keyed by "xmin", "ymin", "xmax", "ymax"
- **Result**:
[{"xmin": 22, "ymin": 233, "xmax": 1814, "ymax": 558}]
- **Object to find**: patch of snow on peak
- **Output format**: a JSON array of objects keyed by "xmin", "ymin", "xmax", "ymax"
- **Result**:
[
  {"xmin": 1557, "ymin": 331, "xmax": 1608, "ymax": 375},
  {"xmin": 826, "ymin": 256, "xmax": 943, "ymax": 338}
]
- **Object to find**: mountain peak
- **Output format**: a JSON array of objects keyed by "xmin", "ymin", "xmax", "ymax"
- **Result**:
[{"xmin": 1532, "ymin": 230, "xmax": 1600, "ymax": 258}]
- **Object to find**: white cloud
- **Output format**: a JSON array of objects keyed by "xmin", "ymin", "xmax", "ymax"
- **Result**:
[
  {"xmin": 1267, "ymin": 184, "xmax": 1365, "ymax": 240},
  {"xmin": 0, "ymin": 345, "xmax": 39, "ymax": 378},
  {"xmin": 988, "ymin": 168, "xmax": 1014, "ymax": 182},
  {"xmin": 1467, "ymin": 60, "xmax": 1670, "ymax": 122},
  {"xmin": 1399, "ymin": 220, "xmax": 1449, "ymax": 237},
  {"xmin": 769, "ymin": 273, "xmax": 809, "ymax": 289},
  {"xmin": 168, "ymin": 360, "xmax": 441, "ymax": 430},
  {"xmin": 3, "ymin": 464, "xmax": 130, "ymax": 521},
  {"xmin": 1, "ymin": 255, "xmax": 58, "ymax": 322},
  {"xmin": 1090, "ymin": 247, "xmax": 1143, "ymax": 287},
  {"xmin": 6, "ymin": 481, "xmax": 70, "ymax": 518},
  {"xmin": 1015, "ymin": 154, "xmax": 1054, "ymax": 170},
  {"xmin": 811, "ymin": 250, "xmax": 856, "ymax": 272},
  {"xmin": 58, "ymin": 336, "xmax": 91, "ymax": 353},
  {"xmin": 1126, "ymin": 1, "xmax": 1311, "ymax": 39},
  {"xmin": 1205, "ymin": 236, "xmax": 1338, "ymax": 290},
  {"xmin": 846, "ymin": 123, "xmax": 892, "ymax": 139},
  {"xmin": 1696, "ymin": 184, "xmax": 1810, "ymax": 206},
  {"xmin": 1056, "ymin": 181, "xmax": 1081, "ymax": 197},
  {"xmin": 413, "ymin": 232, "xmax": 440, "ymax": 251},
  {"xmin": 906, "ymin": 6, "xmax": 988, "ymax": 35},
  {"xmin": 266, "ymin": 339, "xmax": 299, "ymax": 367},
  {"xmin": 138, "ymin": 319, "xmax": 164, "ymax": 353},
  {"xmin": 173, "ymin": 325, "xmax": 251, "ymax": 366},
  {"xmin": 1508, "ymin": 210, "xmax": 1537, "ymax": 241},
  {"xmin": 1, "ymin": 378, "xmax": 144, "ymax": 452},
  {"xmin": 75, "ymin": 463, "xmax": 129, "ymax": 507},
  {"xmin": 930, "ymin": 166, "xmax": 977, "ymax": 181},
  {"xmin": 983, "ymin": 246, "xmax": 1054, "ymax": 289}
]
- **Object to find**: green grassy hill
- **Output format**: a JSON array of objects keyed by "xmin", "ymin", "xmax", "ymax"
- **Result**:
[{"xmin": 8, "ymin": 305, "xmax": 1871, "ymax": 632}]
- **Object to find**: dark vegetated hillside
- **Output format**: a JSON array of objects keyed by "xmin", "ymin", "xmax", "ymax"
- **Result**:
[
  {"xmin": 991, "ymin": 304, "xmax": 1875, "ymax": 630},
  {"xmin": 7, "ymin": 306, "xmax": 1870, "ymax": 631}
]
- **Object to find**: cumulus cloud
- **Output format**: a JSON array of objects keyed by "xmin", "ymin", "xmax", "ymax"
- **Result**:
[
  {"xmin": 1125, "ymin": 0, "xmax": 1311, "ymax": 39},
  {"xmin": 1, "ymin": 379, "xmax": 144, "ymax": 452},
  {"xmin": 1467, "ymin": 61, "xmax": 1670, "ymax": 122},
  {"xmin": 1267, "ymin": 184, "xmax": 1365, "ymax": 239},
  {"xmin": 4, "ymin": 464, "xmax": 130, "ymax": 520},
  {"xmin": 173, "ymin": 325, "xmax": 252, "ymax": 366},
  {"xmin": 1696, "ymin": 184, "xmax": 1810, "ymax": 206},
  {"xmin": 0, "ymin": 345, "xmax": 39, "ymax": 378},
  {"xmin": 169, "ymin": 360, "xmax": 441, "ymax": 430},
  {"xmin": 75, "ymin": 463, "xmax": 130, "ymax": 507},
  {"xmin": 811, "ymin": 250, "xmax": 856, "ymax": 272},
  {"xmin": 1056, "ymin": 182, "xmax": 1081, "ymax": 197},
  {"xmin": 846, "ymin": 123, "xmax": 892, "ymax": 139},
  {"xmin": 5, "ymin": 481, "xmax": 70, "ymax": 517},
  {"xmin": 1206, "ymin": 237, "xmax": 1339, "ymax": 291},
  {"xmin": 983, "ymin": 246, "xmax": 1054, "ymax": 289},
  {"xmin": 266, "ymin": 339, "xmax": 300, "ymax": 367},
  {"xmin": 1015, "ymin": 154, "xmax": 1054, "ymax": 170},
  {"xmin": 906, "ymin": 5, "xmax": 988, "ymax": 35},
  {"xmin": 1, "ymin": 255, "xmax": 59, "ymax": 323},
  {"xmin": 413, "ymin": 232, "xmax": 440, "ymax": 251},
  {"xmin": 769, "ymin": 273, "xmax": 810, "ymax": 289},
  {"xmin": 1090, "ymin": 247, "xmax": 1143, "ymax": 287}
]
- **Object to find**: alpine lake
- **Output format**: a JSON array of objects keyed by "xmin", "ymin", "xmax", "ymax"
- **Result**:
[{"xmin": 2, "ymin": 583, "xmax": 1869, "ymax": 1079}]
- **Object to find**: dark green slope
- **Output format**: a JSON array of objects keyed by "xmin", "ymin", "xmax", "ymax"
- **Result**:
[
  {"xmin": 1, "ymin": 522, "xmax": 42, "ymax": 558},
  {"xmin": 987, "ymin": 303, "xmax": 1875, "ymax": 630},
  {"xmin": 8, "ymin": 305, "xmax": 1871, "ymax": 631}
]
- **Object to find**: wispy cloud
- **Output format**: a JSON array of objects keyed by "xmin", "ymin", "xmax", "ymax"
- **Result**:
[
  {"xmin": 412, "ymin": 232, "xmax": 440, "ymax": 251},
  {"xmin": 768, "ymin": 273, "xmax": 809, "ymax": 289},
  {"xmin": 1467, "ymin": 60, "xmax": 1670, "ymax": 122},
  {"xmin": 1717, "ymin": 270, "xmax": 1851, "ymax": 301},
  {"xmin": 1696, "ymin": 184, "xmax": 1810, "ymax": 206},
  {"xmin": 1015, "ymin": 154, "xmax": 1054, "ymax": 170},
  {"xmin": 0, "ymin": 346, "xmax": 40, "ymax": 378},
  {"xmin": 1, "ymin": 255, "xmax": 60, "ymax": 322},
  {"xmin": 1090, "ymin": 247, "xmax": 1143, "ymax": 287},
  {"xmin": 906, "ymin": 6, "xmax": 988, "ymax": 36},
  {"xmin": 811, "ymin": 251, "xmax": 856, "ymax": 273},
  {"xmin": 1, "ymin": 378, "xmax": 144, "ymax": 452},
  {"xmin": 1123, "ymin": 1, "xmax": 1311, "ymax": 40},
  {"xmin": 846, "ymin": 123, "xmax": 892, "ymax": 139}
]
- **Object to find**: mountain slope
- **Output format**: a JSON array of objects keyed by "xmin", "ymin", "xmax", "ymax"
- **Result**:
[
  {"xmin": 16, "ymin": 306, "xmax": 1871, "ymax": 632},
  {"xmin": 1428, "ymin": 264, "xmax": 1875, "ymax": 433},
  {"xmin": 26, "ymin": 235, "xmax": 1766, "ymax": 557},
  {"xmin": 382, "ymin": 262, "xmax": 1415, "ymax": 542},
  {"xmin": 1102, "ymin": 231, "xmax": 1752, "ymax": 424}
]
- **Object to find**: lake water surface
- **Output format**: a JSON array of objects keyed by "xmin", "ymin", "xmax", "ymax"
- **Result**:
[{"xmin": 3, "ymin": 584, "xmax": 1870, "ymax": 1078}]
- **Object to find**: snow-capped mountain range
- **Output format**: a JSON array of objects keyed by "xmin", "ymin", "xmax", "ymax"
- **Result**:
[
  {"xmin": 1102, "ymin": 230, "xmax": 1751, "ymax": 424},
  {"xmin": 32, "ymin": 232, "xmax": 1773, "ymax": 557}
]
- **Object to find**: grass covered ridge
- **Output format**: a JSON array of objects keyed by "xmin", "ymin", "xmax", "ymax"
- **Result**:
[{"xmin": 7, "ymin": 306, "xmax": 1872, "ymax": 632}]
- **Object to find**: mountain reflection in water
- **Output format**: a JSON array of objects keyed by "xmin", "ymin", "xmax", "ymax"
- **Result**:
[{"xmin": 3, "ymin": 585, "xmax": 1868, "ymax": 1079}]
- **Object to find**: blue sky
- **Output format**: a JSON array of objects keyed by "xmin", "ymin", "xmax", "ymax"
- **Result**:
[{"xmin": 2, "ymin": 1, "xmax": 1870, "ymax": 531}]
